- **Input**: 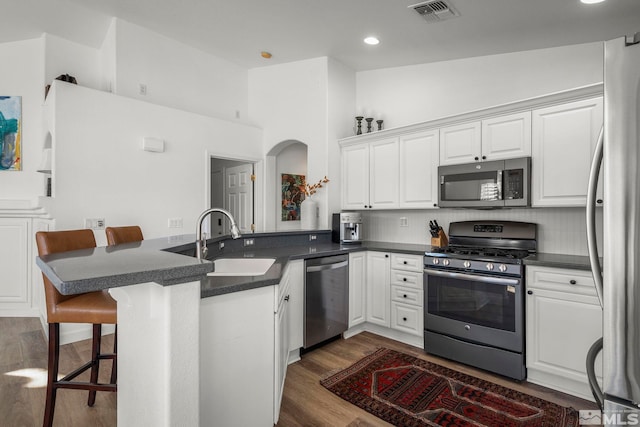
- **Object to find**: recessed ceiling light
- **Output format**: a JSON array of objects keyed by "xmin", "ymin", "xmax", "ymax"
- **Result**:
[
  {"xmin": 261, "ymin": 51, "xmax": 272, "ymax": 59},
  {"xmin": 580, "ymin": 0, "xmax": 605, "ymax": 4},
  {"xmin": 364, "ymin": 36, "xmax": 380, "ymax": 45}
]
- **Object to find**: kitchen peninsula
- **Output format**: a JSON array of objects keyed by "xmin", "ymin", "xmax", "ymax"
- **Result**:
[{"xmin": 36, "ymin": 229, "xmax": 593, "ymax": 426}]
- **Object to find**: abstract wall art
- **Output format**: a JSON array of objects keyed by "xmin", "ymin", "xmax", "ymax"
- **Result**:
[
  {"xmin": 0, "ymin": 96, "xmax": 22, "ymax": 171},
  {"xmin": 281, "ymin": 173, "xmax": 305, "ymax": 221}
]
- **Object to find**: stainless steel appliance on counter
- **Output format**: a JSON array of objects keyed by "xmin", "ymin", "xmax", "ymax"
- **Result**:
[
  {"xmin": 586, "ymin": 31, "xmax": 640, "ymax": 421},
  {"xmin": 304, "ymin": 254, "xmax": 349, "ymax": 348},
  {"xmin": 331, "ymin": 212, "xmax": 363, "ymax": 244},
  {"xmin": 438, "ymin": 157, "xmax": 531, "ymax": 208},
  {"xmin": 423, "ymin": 220, "xmax": 537, "ymax": 380}
]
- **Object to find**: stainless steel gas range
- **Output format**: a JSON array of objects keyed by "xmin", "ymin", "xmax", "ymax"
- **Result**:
[{"xmin": 423, "ymin": 220, "xmax": 537, "ymax": 380}]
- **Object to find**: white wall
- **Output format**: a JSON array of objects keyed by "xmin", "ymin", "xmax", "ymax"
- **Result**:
[
  {"xmin": 327, "ymin": 58, "xmax": 356, "ymax": 217},
  {"xmin": 275, "ymin": 143, "xmax": 307, "ymax": 230},
  {"xmin": 0, "ymin": 38, "xmax": 45, "ymax": 202},
  {"xmin": 44, "ymin": 81, "xmax": 262, "ymax": 246},
  {"xmin": 357, "ymin": 42, "xmax": 604, "ymax": 130},
  {"xmin": 113, "ymin": 19, "xmax": 249, "ymax": 124},
  {"xmin": 44, "ymin": 34, "xmax": 102, "ymax": 91},
  {"xmin": 249, "ymin": 57, "xmax": 331, "ymax": 228}
]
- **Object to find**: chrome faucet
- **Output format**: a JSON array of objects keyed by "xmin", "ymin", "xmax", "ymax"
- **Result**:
[{"xmin": 196, "ymin": 208, "xmax": 241, "ymax": 260}]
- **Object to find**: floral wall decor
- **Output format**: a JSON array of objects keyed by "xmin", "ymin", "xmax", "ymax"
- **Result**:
[
  {"xmin": 0, "ymin": 96, "xmax": 21, "ymax": 171},
  {"xmin": 281, "ymin": 173, "xmax": 305, "ymax": 221}
]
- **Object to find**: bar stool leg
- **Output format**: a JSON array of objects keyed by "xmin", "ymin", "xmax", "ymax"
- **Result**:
[
  {"xmin": 110, "ymin": 326, "xmax": 117, "ymax": 385},
  {"xmin": 88, "ymin": 324, "xmax": 102, "ymax": 406},
  {"xmin": 44, "ymin": 323, "xmax": 60, "ymax": 427}
]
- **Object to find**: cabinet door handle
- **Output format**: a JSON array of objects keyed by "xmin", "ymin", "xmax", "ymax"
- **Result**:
[
  {"xmin": 284, "ymin": 295, "xmax": 290, "ymax": 301},
  {"xmin": 482, "ymin": 155, "xmax": 486, "ymax": 160},
  {"xmin": 569, "ymin": 280, "xmax": 577, "ymax": 285},
  {"xmin": 403, "ymin": 277, "xmax": 407, "ymax": 281},
  {"xmin": 403, "ymin": 317, "xmax": 407, "ymax": 322},
  {"xmin": 474, "ymin": 156, "xmax": 479, "ymax": 161},
  {"xmin": 527, "ymin": 290, "xmax": 533, "ymax": 295},
  {"xmin": 385, "ymin": 254, "xmax": 389, "ymax": 258},
  {"xmin": 597, "ymin": 199, "xmax": 603, "ymax": 204}
]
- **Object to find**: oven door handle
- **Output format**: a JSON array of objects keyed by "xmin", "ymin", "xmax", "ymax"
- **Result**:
[{"xmin": 424, "ymin": 268, "xmax": 520, "ymax": 286}]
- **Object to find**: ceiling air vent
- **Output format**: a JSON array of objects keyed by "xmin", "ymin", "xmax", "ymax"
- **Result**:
[{"xmin": 409, "ymin": 0, "xmax": 460, "ymax": 23}]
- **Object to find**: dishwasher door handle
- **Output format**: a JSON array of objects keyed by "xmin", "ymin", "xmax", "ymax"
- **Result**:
[{"xmin": 306, "ymin": 260, "xmax": 349, "ymax": 273}]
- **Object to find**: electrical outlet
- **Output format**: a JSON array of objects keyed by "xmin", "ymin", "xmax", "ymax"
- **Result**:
[
  {"xmin": 244, "ymin": 238, "xmax": 254, "ymax": 246},
  {"xmin": 168, "ymin": 218, "xmax": 183, "ymax": 228},
  {"xmin": 84, "ymin": 218, "xmax": 105, "ymax": 230},
  {"xmin": 139, "ymin": 83, "xmax": 147, "ymax": 95},
  {"xmin": 400, "ymin": 217, "xmax": 409, "ymax": 227},
  {"xmin": 309, "ymin": 234, "xmax": 317, "ymax": 241}
]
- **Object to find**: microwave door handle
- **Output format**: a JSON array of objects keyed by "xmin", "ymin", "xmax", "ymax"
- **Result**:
[{"xmin": 497, "ymin": 170, "xmax": 503, "ymax": 200}]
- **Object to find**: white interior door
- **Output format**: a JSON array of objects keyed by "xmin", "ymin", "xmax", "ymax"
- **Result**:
[
  {"xmin": 210, "ymin": 168, "xmax": 225, "ymax": 236},
  {"xmin": 226, "ymin": 163, "xmax": 254, "ymax": 233}
]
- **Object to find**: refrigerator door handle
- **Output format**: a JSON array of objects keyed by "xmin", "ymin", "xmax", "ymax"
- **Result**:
[{"xmin": 586, "ymin": 125, "xmax": 605, "ymax": 308}]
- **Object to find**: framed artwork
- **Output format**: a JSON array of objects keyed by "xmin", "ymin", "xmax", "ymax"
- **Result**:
[
  {"xmin": 0, "ymin": 96, "xmax": 22, "ymax": 171},
  {"xmin": 281, "ymin": 173, "xmax": 305, "ymax": 221}
]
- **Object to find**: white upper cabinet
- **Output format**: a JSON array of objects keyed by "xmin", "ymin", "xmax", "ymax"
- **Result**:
[
  {"xmin": 341, "ymin": 138, "xmax": 399, "ymax": 210},
  {"xmin": 532, "ymin": 97, "xmax": 603, "ymax": 207},
  {"xmin": 440, "ymin": 112, "xmax": 532, "ymax": 166},
  {"xmin": 481, "ymin": 112, "xmax": 532, "ymax": 160},
  {"xmin": 341, "ymin": 143, "xmax": 370, "ymax": 210},
  {"xmin": 369, "ymin": 138, "xmax": 400, "ymax": 209},
  {"xmin": 399, "ymin": 130, "xmax": 440, "ymax": 209},
  {"xmin": 439, "ymin": 121, "xmax": 481, "ymax": 165}
]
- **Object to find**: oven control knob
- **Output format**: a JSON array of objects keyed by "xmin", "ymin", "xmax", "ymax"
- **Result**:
[
  {"xmin": 463, "ymin": 261, "xmax": 471, "ymax": 268},
  {"xmin": 464, "ymin": 325, "xmax": 471, "ymax": 331},
  {"xmin": 486, "ymin": 263, "xmax": 494, "ymax": 271},
  {"xmin": 498, "ymin": 264, "xmax": 507, "ymax": 272},
  {"xmin": 443, "ymin": 259, "xmax": 450, "ymax": 266},
  {"xmin": 432, "ymin": 258, "xmax": 439, "ymax": 265}
]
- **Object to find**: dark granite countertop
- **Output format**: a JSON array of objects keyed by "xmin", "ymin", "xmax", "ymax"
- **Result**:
[
  {"xmin": 35, "ymin": 230, "xmax": 431, "ymax": 299},
  {"xmin": 523, "ymin": 253, "xmax": 596, "ymax": 271}
]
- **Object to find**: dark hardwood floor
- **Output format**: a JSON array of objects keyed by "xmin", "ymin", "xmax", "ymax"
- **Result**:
[{"xmin": 1, "ymin": 318, "xmax": 597, "ymax": 426}]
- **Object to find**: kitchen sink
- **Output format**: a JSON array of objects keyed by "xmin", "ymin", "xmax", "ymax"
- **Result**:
[{"xmin": 207, "ymin": 257, "xmax": 275, "ymax": 276}]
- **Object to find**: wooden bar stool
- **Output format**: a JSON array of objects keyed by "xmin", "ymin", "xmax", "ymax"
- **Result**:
[
  {"xmin": 35, "ymin": 230, "xmax": 117, "ymax": 427},
  {"xmin": 105, "ymin": 226, "xmax": 144, "ymax": 246}
]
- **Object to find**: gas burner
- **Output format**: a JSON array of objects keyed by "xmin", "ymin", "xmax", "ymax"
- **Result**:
[{"xmin": 428, "ymin": 246, "xmax": 531, "ymax": 261}]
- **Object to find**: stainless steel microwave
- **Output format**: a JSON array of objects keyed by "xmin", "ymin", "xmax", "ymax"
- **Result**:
[{"xmin": 438, "ymin": 157, "xmax": 531, "ymax": 208}]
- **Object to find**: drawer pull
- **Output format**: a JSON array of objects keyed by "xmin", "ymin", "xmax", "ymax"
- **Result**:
[
  {"xmin": 403, "ymin": 277, "xmax": 407, "ymax": 282},
  {"xmin": 403, "ymin": 261, "xmax": 408, "ymax": 265},
  {"xmin": 403, "ymin": 294, "xmax": 407, "ymax": 298},
  {"xmin": 569, "ymin": 280, "xmax": 577, "ymax": 285}
]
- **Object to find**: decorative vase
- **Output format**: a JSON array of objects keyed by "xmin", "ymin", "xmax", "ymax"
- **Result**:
[
  {"xmin": 365, "ymin": 118, "xmax": 374, "ymax": 133},
  {"xmin": 300, "ymin": 197, "xmax": 318, "ymax": 230},
  {"xmin": 355, "ymin": 116, "xmax": 364, "ymax": 135},
  {"xmin": 376, "ymin": 119, "xmax": 384, "ymax": 131}
]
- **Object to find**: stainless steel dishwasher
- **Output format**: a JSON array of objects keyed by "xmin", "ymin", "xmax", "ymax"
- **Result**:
[{"xmin": 304, "ymin": 254, "xmax": 349, "ymax": 349}]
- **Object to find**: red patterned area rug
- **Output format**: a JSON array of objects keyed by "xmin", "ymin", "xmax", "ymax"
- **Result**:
[{"xmin": 320, "ymin": 348, "xmax": 579, "ymax": 426}]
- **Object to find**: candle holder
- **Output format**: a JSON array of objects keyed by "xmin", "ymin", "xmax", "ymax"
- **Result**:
[
  {"xmin": 365, "ymin": 118, "xmax": 374, "ymax": 133},
  {"xmin": 355, "ymin": 116, "xmax": 364, "ymax": 135},
  {"xmin": 376, "ymin": 120, "xmax": 384, "ymax": 131}
]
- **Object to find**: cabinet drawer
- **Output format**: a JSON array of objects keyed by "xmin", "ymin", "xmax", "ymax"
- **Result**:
[
  {"xmin": 390, "ymin": 253, "xmax": 424, "ymax": 272},
  {"xmin": 390, "ymin": 269, "xmax": 423, "ymax": 289},
  {"xmin": 391, "ymin": 302, "xmax": 423, "ymax": 336},
  {"xmin": 391, "ymin": 285, "xmax": 423, "ymax": 306},
  {"xmin": 526, "ymin": 266, "xmax": 598, "ymax": 296}
]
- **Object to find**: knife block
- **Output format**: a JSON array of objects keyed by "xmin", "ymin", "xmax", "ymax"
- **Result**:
[{"xmin": 431, "ymin": 230, "xmax": 448, "ymax": 248}]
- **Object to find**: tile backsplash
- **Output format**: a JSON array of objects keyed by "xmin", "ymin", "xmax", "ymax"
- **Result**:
[{"xmin": 361, "ymin": 207, "xmax": 603, "ymax": 256}]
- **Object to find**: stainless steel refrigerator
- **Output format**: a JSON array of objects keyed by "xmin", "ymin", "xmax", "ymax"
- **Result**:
[{"xmin": 587, "ymin": 31, "xmax": 640, "ymax": 422}]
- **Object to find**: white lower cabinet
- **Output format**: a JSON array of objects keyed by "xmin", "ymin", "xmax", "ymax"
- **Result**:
[
  {"xmin": 389, "ymin": 254, "xmax": 424, "ymax": 337},
  {"xmin": 200, "ymin": 285, "xmax": 276, "ymax": 427},
  {"xmin": 351, "ymin": 251, "xmax": 424, "ymax": 347},
  {"xmin": 348, "ymin": 252, "xmax": 366, "ymax": 328},
  {"xmin": 366, "ymin": 251, "xmax": 391, "ymax": 327},
  {"xmin": 0, "ymin": 218, "xmax": 31, "ymax": 313},
  {"xmin": 525, "ymin": 266, "xmax": 603, "ymax": 401}
]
